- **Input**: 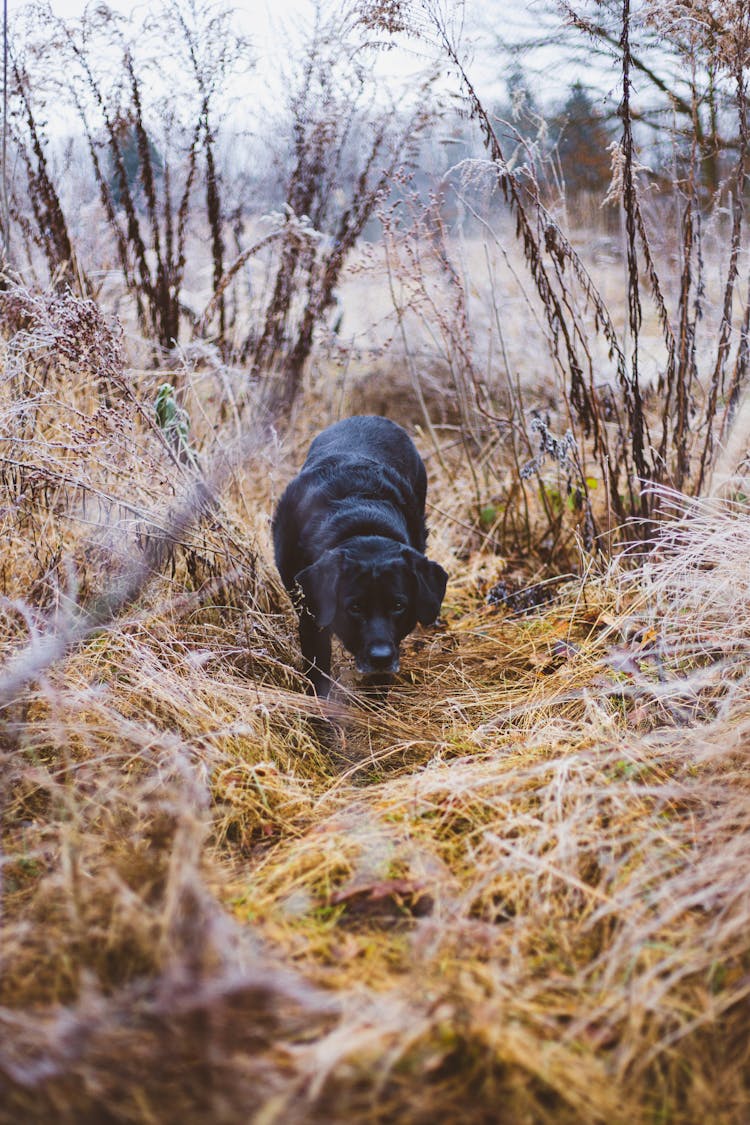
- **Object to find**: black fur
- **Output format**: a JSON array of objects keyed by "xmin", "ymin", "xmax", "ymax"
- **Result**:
[{"xmin": 273, "ymin": 415, "xmax": 448, "ymax": 696}]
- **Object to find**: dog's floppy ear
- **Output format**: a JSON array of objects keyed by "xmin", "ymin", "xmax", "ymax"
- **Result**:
[
  {"xmin": 406, "ymin": 549, "xmax": 448, "ymax": 625},
  {"xmin": 295, "ymin": 550, "xmax": 341, "ymax": 628}
]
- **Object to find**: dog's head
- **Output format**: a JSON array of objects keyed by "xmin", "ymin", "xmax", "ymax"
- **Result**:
[{"xmin": 295, "ymin": 537, "xmax": 447, "ymax": 677}]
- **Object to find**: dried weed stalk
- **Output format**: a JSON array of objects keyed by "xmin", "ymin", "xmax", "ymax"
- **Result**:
[
  {"xmin": 243, "ymin": 3, "xmax": 433, "ymax": 408},
  {"xmin": 362, "ymin": 0, "xmax": 750, "ymax": 557},
  {"xmin": 8, "ymin": 0, "xmax": 248, "ymax": 354}
]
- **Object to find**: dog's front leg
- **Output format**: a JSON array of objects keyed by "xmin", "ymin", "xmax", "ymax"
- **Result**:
[{"xmin": 299, "ymin": 612, "xmax": 332, "ymax": 697}]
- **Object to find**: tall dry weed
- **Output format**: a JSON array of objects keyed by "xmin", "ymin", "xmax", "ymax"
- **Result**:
[{"xmin": 358, "ymin": 0, "xmax": 750, "ymax": 561}]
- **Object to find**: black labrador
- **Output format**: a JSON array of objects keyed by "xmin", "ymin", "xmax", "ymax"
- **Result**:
[{"xmin": 273, "ymin": 415, "xmax": 448, "ymax": 696}]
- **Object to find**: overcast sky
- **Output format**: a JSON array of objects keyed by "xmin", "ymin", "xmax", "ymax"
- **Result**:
[{"xmin": 4, "ymin": 0, "xmax": 597, "ymax": 111}]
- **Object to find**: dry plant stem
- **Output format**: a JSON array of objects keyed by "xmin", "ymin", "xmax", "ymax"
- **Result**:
[
  {"xmin": 483, "ymin": 241, "xmax": 533, "ymax": 548},
  {"xmin": 425, "ymin": 191, "xmax": 483, "ymax": 444},
  {"xmin": 168, "ymin": 0, "xmax": 227, "ymax": 339},
  {"xmin": 196, "ymin": 228, "xmax": 287, "ymax": 336},
  {"xmin": 0, "ymin": 472, "xmax": 214, "ymax": 710},
  {"xmin": 720, "ymin": 267, "xmax": 750, "ymax": 444},
  {"xmin": 663, "ymin": 125, "xmax": 698, "ymax": 490},
  {"xmin": 431, "ymin": 22, "xmax": 643, "ymax": 530},
  {"xmin": 696, "ymin": 42, "xmax": 750, "ymax": 494},
  {"xmin": 414, "ymin": 198, "xmax": 483, "ymax": 506},
  {"xmin": 659, "ymin": 61, "xmax": 702, "ymax": 490},
  {"xmin": 10, "ymin": 59, "xmax": 78, "ymax": 287},
  {"xmin": 715, "ymin": 34, "xmax": 750, "ymax": 450},
  {"xmin": 1, "ymin": 0, "xmax": 8, "ymax": 265},
  {"xmin": 252, "ymin": 53, "xmax": 431, "ymax": 408},
  {"xmin": 442, "ymin": 183, "xmax": 587, "ymax": 541},
  {"xmin": 618, "ymin": 0, "xmax": 650, "ymax": 510},
  {"xmin": 63, "ymin": 17, "xmax": 156, "ymax": 330},
  {"xmin": 381, "ymin": 233, "xmax": 447, "ymax": 472},
  {"xmin": 15, "ymin": 3, "xmax": 242, "ymax": 354}
]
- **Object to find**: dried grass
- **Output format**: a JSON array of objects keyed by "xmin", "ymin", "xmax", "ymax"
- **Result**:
[{"xmin": 0, "ymin": 282, "xmax": 748, "ymax": 1123}]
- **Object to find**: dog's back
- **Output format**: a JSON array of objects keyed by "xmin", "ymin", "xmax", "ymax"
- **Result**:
[
  {"xmin": 305, "ymin": 415, "xmax": 426, "ymax": 495},
  {"xmin": 274, "ymin": 416, "xmax": 427, "ymax": 588}
]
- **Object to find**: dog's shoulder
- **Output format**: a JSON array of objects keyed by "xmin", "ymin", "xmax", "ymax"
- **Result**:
[{"xmin": 306, "ymin": 415, "xmax": 423, "ymax": 480}]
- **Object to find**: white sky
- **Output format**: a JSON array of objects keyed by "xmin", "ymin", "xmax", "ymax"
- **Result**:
[
  {"xmin": 6, "ymin": 0, "xmax": 319, "ymax": 70},
  {"xmin": 5, "ymin": 0, "xmax": 594, "ymax": 111}
]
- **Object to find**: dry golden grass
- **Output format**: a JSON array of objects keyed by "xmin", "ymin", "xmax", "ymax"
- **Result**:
[{"xmin": 1, "ymin": 284, "xmax": 749, "ymax": 1124}]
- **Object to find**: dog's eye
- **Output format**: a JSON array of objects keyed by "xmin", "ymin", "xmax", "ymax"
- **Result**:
[
  {"xmin": 348, "ymin": 601, "xmax": 364, "ymax": 617},
  {"xmin": 393, "ymin": 599, "xmax": 407, "ymax": 615}
]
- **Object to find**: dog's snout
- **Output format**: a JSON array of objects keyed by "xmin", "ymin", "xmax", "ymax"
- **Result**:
[{"xmin": 368, "ymin": 642, "xmax": 397, "ymax": 669}]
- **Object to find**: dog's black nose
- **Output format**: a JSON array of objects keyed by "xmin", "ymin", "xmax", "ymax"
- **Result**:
[{"xmin": 368, "ymin": 643, "xmax": 397, "ymax": 669}]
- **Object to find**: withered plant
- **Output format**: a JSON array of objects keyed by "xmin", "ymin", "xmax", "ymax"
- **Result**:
[
  {"xmin": 7, "ymin": 0, "xmax": 248, "ymax": 354},
  {"xmin": 361, "ymin": 0, "xmax": 750, "ymax": 558},
  {"xmin": 2, "ymin": 5, "xmax": 750, "ymax": 1124},
  {"xmin": 240, "ymin": 1, "xmax": 434, "ymax": 408}
]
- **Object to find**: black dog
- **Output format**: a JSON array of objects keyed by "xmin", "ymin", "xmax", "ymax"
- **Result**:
[{"xmin": 273, "ymin": 415, "xmax": 448, "ymax": 697}]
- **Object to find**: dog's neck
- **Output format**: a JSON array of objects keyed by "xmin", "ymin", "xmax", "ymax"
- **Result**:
[{"xmin": 330, "ymin": 504, "xmax": 409, "ymax": 548}]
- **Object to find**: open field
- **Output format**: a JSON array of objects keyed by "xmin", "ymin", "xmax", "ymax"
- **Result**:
[
  {"xmin": 4, "ymin": 0, "xmax": 750, "ymax": 1116},
  {"xmin": 1, "ymin": 272, "xmax": 750, "ymax": 1123}
]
